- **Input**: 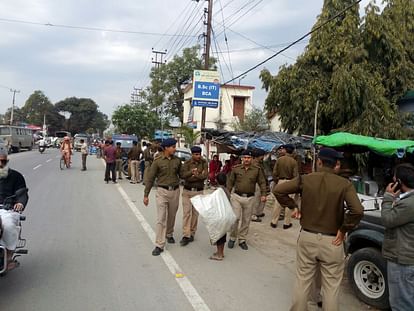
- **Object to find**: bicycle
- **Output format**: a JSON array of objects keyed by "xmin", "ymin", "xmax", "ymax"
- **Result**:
[{"xmin": 60, "ymin": 154, "xmax": 71, "ymax": 170}]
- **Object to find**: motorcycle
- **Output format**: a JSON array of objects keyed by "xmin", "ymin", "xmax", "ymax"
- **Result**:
[
  {"xmin": 0, "ymin": 188, "xmax": 28, "ymax": 276},
  {"xmin": 39, "ymin": 145, "xmax": 46, "ymax": 154}
]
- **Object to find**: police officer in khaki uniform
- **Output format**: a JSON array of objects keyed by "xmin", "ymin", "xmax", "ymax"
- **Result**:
[
  {"xmin": 274, "ymin": 148, "xmax": 363, "ymax": 311},
  {"xmin": 227, "ymin": 150, "xmax": 267, "ymax": 250},
  {"xmin": 251, "ymin": 149, "xmax": 270, "ymax": 222},
  {"xmin": 143, "ymin": 138, "xmax": 182, "ymax": 256},
  {"xmin": 179, "ymin": 146, "xmax": 208, "ymax": 246},
  {"xmin": 270, "ymin": 144, "xmax": 298, "ymax": 229}
]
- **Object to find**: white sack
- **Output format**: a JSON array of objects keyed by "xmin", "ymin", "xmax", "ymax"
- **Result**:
[{"xmin": 191, "ymin": 188, "xmax": 236, "ymax": 244}]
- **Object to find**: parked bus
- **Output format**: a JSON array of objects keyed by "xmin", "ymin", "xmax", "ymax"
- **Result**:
[{"xmin": 0, "ymin": 125, "xmax": 34, "ymax": 152}]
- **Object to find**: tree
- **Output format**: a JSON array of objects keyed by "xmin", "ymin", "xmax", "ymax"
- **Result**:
[
  {"xmin": 146, "ymin": 45, "xmax": 216, "ymax": 121},
  {"xmin": 20, "ymin": 90, "xmax": 64, "ymax": 134},
  {"xmin": 231, "ymin": 107, "xmax": 270, "ymax": 132},
  {"xmin": 55, "ymin": 97, "xmax": 108, "ymax": 134},
  {"xmin": 261, "ymin": 0, "xmax": 410, "ymax": 138},
  {"xmin": 178, "ymin": 126, "xmax": 201, "ymax": 147},
  {"xmin": 111, "ymin": 104, "xmax": 160, "ymax": 139}
]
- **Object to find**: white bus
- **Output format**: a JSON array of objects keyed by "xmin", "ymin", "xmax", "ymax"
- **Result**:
[{"xmin": 0, "ymin": 125, "xmax": 34, "ymax": 152}]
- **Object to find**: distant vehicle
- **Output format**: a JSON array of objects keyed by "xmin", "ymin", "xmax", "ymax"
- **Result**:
[
  {"xmin": 54, "ymin": 131, "xmax": 71, "ymax": 147},
  {"xmin": 154, "ymin": 130, "xmax": 172, "ymax": 140},
  {"xmin": 0, "ymin": 125, "xmax": 34, "ymax": 152},
  {"xmin": 73, "ymin": 133, "xmax": 89, "ymax": 151},
  {"xmin": 175, "ymin": 147, "xmax": 191, "ymax": 163},
  {"xmin": 112, "ymin": 134, "xmax": 139, "ymax": 175}
]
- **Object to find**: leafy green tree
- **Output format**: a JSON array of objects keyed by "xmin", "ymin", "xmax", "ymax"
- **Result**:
[
  {"xmin": 262, "ymin": 0, "xmax": 411, "ymax": 138},
  {"xmin": 55, "ymin": 97, "xmax": 108, "ymax": 134},
  {"xmin": 146, "ymin": 45, "xmax": 216, "ymax": 120},
  {"xmin": 21, "ymin": 90, "xmax": 64, "ymax": 134},
  {"xmin": 111, "ymin": 104, "xmax": 160, "ymax": 139},
  {"xmin": 3, "ymin": 107, "xmax": 25, "ymax": 125},
  {"xmin": 178, "ymin": 126, "xmax": 201, "ymax": 147},
  {"xmin": 231, "ymin": 107, "xmax": 270, "ymax": 132}
]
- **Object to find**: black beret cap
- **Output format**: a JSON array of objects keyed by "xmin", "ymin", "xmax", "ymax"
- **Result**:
[
  {"xmin": 253, "ymin": 149, "xmax": 266, "ymax": 157},
  {"xmin": 241, "ymin": 149, "xmax": 253, "ymax": 157},
  {"xmin": 160, "ymin": 138, "xmax": 177, "ymax": 148},
  {"xmin": 318, "ymin": 147, "xmax": 343, "ymax": 160},
  {"xmin": 190, "ymin": 146, "xmax": 202, "ymax": 153}
]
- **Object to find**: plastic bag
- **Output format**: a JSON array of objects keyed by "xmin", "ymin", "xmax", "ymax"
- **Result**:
[{"xmin": 191, "ymin": 188, "xmax": 236, "ymax": 244}]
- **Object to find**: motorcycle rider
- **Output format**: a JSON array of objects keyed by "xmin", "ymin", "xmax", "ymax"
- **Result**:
[
  {"xmin": 60, "ymin": 136, "xmax": 72, "ymax": 167},
  {"xmin": 0, "ymin": 145, "xmax": 28, "ymax": 271}
]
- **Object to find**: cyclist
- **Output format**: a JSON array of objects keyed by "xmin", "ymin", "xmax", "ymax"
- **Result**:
[{"xmin": 60, "ymin": 136, "xmax": 72, "ymax": 168}]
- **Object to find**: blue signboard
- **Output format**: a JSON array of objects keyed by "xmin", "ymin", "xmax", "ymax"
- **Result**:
[{"xmin": 192, "ymin": 70, "xmax": 220, "ymax": 109}]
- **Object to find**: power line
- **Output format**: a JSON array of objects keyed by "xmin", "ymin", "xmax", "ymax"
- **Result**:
[
  {"xmin": 224, "ymin": 0, "xmax": 363, "ymax": 84},
  {"xmin": 0, "ymin": 17, "xmax": 198, "ymax": 38}
]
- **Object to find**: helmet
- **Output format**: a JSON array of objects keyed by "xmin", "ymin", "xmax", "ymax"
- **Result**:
[{"xmin": 64, "ymin": 136, "xmax": 70, "ymax": 141}]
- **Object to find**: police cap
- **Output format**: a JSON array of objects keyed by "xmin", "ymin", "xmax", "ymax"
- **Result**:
[
  {"xmin": 160, "ymin": 138, "xmax": 177, "ymax": 148},
  {"xmin": 253, "ymin": 149, "xmax": 266, "ymax": 157},
  {"xmin": 190, "ymin": 146, "xmax": 202, "ymax": 154},
  {"xmin": 241, "ymin": 149, "xmax": 253, "ymax": 157},
  {"xmin": 318, "ymin": 147, "xmax": 343, "ymax": 160}
]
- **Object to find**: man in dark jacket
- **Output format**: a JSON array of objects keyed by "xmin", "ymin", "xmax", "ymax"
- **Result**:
[
  {"xmin": 381, "ymin": 163, "xmax": 414, "ymax": 311},
  {"xmin": 0, "ymin": 145, "xmax": 28, "ymax": 271}
]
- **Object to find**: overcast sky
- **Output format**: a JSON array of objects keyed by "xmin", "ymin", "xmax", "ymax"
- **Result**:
[{"xmin": 0, "ymin": 0, "xmax": 374, "ymax": 120}]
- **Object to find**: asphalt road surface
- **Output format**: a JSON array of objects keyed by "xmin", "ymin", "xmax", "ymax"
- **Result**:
[{"xmin": 0, "ymin": 148, "xmax": 369, "ymax": 311}]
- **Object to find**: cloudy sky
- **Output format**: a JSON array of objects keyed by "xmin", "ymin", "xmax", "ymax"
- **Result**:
[{"xmin": 0, "ymin": 0, "xmax": 374, "ymax": 120}]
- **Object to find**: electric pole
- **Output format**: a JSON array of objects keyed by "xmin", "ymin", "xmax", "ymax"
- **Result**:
[
  {"xmin": 201, "ymin": 0, "xmax": 213, "ymax": 130},
  {"xmin": 10, "ymin": 89, "xmax": 20, "ymax": 125},
  {"xmin": 151, "ymin": 48, "xmax": 167, "ymax": 69}
]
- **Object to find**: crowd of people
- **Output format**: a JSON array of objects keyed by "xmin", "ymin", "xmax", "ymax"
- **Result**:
[{"xmin": 0, "ymin": 136, "xmax": 411, "ymax": 310}]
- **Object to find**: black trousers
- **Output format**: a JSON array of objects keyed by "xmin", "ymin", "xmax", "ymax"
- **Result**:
[
  {"xmin": 81, "ymin": 154, "xmax": 87, "ymax": 170},
  {"xmin": 105, "ymin": 162, "xmax": 116, "ymax": 182}
]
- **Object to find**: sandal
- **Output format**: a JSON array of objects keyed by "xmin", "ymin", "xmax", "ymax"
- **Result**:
[{"xmin": 209, "ymin": 254, "xmax": 223, "ymax": 261}]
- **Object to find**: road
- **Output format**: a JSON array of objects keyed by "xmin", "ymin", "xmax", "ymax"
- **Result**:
[{"xmin": 0, "ymin": 149, "xmax": 370, "ymax": 311}]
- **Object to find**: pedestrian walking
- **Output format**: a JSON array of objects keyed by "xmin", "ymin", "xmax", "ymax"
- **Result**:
[
  {"xmin": 179, "ymin": 146, "xmax": 208, "ymax": 246},
  {"xmin": 80, "ymin": 139, "xmax": 88, "ymax": 171},
  {"xmin": 115, "ymin": 142, "xmax": 124, "ymax": 179},
  {"xmin": 103, "ymin": 140, "xmax": 117, "ymax": 183},
  {"xmin": 143, "ymin": 138, "xmax": 182, "ymax": 256},
  {"xmin": 209, "ymin": 154, "xmax": 222, "ymax": 187},
  {"xmin": 381, "ymin": 163, "xmax": 414, "ymax": 311},
  {"xmin": 270, "ymin": 144, "xmax": 298, "ymax": 229},
  {"xmin": 142, "ymin": 142, "xmax": 154, "ymax": 184},
  {"xmin": 274, "ymin": 147, "xmax": 363, "ymax": 311},
  {"xmin": 128, "ymin": 141, "xmax": 142, "ymax": 184},
  {"xmin": 227, "ymin": 150, "xmax": 267, "ymax": 250}
]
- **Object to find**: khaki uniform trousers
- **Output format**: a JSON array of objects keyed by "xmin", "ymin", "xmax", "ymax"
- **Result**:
[
  {"xmin": 181, "ymin": 189, "xmax": 203, "ymax": 238},
  {"xmin": 229, "ymin": 193, "xmax": 255, "ymax": 243},
  {"xmin": 155, "ymin": 187, "xmax": 180, "ymax": 249},
  {"xmin": 130, "ymin": 160, "xmax": 140, "ymax": 183},
  {"xmin": 253, "ymin": 183, "xmax": 265, "ymax": 216},
  {"xmin": 115, "ymin": 159, "xmax": 123, "ymax": 178},
  {"xmin": 271, "ymin": 179, "xmax": 293, "ymax": 225},
  {"xmin": 291, "ymin": 230, "xmax": 345, "ymax": 311}
]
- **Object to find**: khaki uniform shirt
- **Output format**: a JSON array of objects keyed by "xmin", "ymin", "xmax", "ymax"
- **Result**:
[
  {"xmin": 180, "ymin": 158, "xmax": 208, "ymax": 189},
  {"xmin": 254, "ymin": 158, "xmax": 270, "ymax": 193},
  {"xmin": 144, "ymin": 154, "xmax": 182, "ymax": 197},
  {"xmin": 227, "ymin": 164, "xmax": 267, "ymax": 196},
  {"xmin": 274, "ymin": 166, "xmax": 363, "ymax": 234},
  {"xmin": 128, "ymin": 146, "xmax": 142, "ymax": 160},
  {"xmin": 272, "ymin": 154, "xmax": 298, "ymax": 183}
]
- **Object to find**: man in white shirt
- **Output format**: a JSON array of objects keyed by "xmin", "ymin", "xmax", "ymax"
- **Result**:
[{"xmin": 80, "ymin": 139, "xmax": 88, "ymax": 171}]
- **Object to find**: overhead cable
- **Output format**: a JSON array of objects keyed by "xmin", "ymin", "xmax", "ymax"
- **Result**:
[{"xmin": 223, "ymin": 0, "xmax": 363, "ymax": 84}]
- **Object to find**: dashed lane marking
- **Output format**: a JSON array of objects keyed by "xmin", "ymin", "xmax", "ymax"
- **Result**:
[
  {"xmin": 46, "ymin": 159, "xmax": 52, "ymax": 163},
  {"xmin": 116, "ymin": 184, "xmax": 211, "ymax": 311},
  {"xmin": 33, "ymin": 164, "xmax": 42, "ymax": 170}
]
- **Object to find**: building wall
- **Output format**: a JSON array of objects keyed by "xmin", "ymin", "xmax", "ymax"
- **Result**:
[{"xmin": 183, "ymin": 85, "xmax": 254, "ymax": 131}]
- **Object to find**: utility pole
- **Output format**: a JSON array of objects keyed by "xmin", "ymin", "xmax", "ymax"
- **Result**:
[
  {"xmin": 152, "ymin": 49, "xmax": 167, "ymax": 140},
  {"xmin": 151, "ymin": 48, "xmax": 167, "ymax": 69},
  {"xmin": 201, "ymin": 0, "xmax": 213, "ymax": 130},
  {"xmin": 10, "ymin": 89, "xmax": 20, "ymax": 125}
]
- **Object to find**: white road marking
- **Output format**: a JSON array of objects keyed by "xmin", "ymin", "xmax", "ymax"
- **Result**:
[
  {"xmin": 116, "ymin": 184, "xmax": 211, "ymax": 311},
  {"xmin": 33, "ymin": 164, "xmax": 42, "ymax": 170},
  {"xmin": 46, "ymin": 159, "xmax": 52, "ymax": 163}
]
